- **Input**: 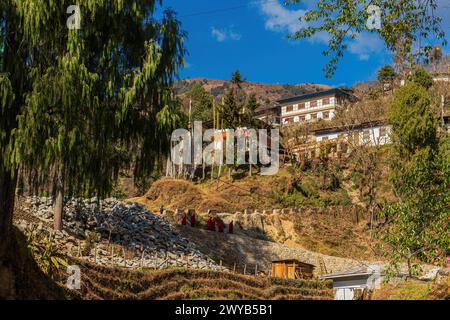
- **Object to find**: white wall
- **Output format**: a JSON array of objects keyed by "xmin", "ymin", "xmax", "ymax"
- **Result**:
[{"xmin": 315, "ymin": 125, "xmax": 392, "ymax": 146}]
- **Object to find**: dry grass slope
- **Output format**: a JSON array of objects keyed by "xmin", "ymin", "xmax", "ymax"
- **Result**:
[{"xmin": 71, "ymin": 259, "xmax": 333, "ymax": 300}]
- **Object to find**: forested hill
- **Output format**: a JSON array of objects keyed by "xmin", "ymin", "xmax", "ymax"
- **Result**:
[{"xmin": 174, "ymin": 78, "xmax": 332, "ymax": 104}]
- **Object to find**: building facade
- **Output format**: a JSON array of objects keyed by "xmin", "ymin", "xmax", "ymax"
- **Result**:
[
  {"xmin": 321, "ymin": 265, "xmax": 384, "ymax": 300},
  {"xmin": 314, "ymin": 123, "xmax": 392, "ymax": 147},
  {"xmin": 254, "ymin": 103, "xmax": 281, "ymax": 126},
  {"xmin": 287, "ymin": 121, "xmax": 392, "ymax": 161},
  {"xmin": 278, "ymin": 88, "xmax": 355, "ymax": 126}
]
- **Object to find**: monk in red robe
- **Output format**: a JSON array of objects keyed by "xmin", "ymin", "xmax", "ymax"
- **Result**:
[
  {"xmin": 228, "ymin": 221, "xmax": 234, "ymax": 234},
  {"xmin": 217, "ymin": 219, "xmax": 225, "ymax": 233},
  {"xmin": 190, "ymin": 213, "xmax": 196, "ymax": 227}
]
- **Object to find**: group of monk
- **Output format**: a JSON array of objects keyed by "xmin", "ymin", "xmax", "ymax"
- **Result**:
[
  {"xmin": 180, "ymin": 211, "xmax": 234, "ymax": 234},
  {"xmin": 207, "ymin": 217, "xmax": 234, "ymax": 234},
  {"xmin": 181, "ymin": 212, "xmax": 196, "ymax": 227}
]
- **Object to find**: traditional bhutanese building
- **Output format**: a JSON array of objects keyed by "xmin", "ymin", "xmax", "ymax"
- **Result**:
[{"xmin": 278, "ymin": 87, "xmax": 356, "ymax": 126}]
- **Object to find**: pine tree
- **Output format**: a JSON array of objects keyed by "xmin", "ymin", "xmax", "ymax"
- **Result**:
[
  {"xmin": 0, "ymin": 0, "xmax": 185, "ymax": 296},
  {"xmin": 222, "ymin": 89, "xmax": 241, "ymax": 129},
  {"xmin": 377, "ymin": 65, "xmax": 397, "ymax": 91},
  {"xmin": 187, "ymin": 83, "xmax": 213, "ymax": 122},
  {"xmin": 231, "ymin": 70, "xmax": 244, "ymax": 89}
]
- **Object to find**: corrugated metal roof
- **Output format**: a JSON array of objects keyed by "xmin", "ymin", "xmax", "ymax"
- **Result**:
[
  {"xmin": 277, "ymin": 88, "xmax": 354, "ymax": 105},
  {"xmin": 320, "ymin": 265, "xmax": 382, "ymax": 280}
]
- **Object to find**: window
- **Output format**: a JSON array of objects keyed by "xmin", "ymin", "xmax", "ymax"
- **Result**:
[
  {"xmin": 340, "ymin": 142, "xmax": 348, "ymax": 154},
  {"xmin": 299, "ymin": 116, "xmax": 306, "ymax": 122},
  {"xmin": 310, "ymin": 113, "xmax": 318, "ymax": 120},
  {"xmin": 323, "ymin": 98, "xmax": 330, "ymax": 105},
  {"xmin": 298, "ymin": 103, "xmax": 305, "ymax": 110},
  {"xmin": 323, "ymin": 111, "xmax": 330, "ymax": 119},
  {"xmin": 363, "ymin": 130, "xmax": 371, "ymax": 142},
  {"xmin": 380, "ymin": 127, "xmax": 387, "ymax": 137},
  {"xmin": 286, "ymin": 105, "xmax": 293, "ymax": 113},
  {"xmin": 310, "ymin": 100, "xmax": 318, "ymax": 108},
  {"xmin": 351, "ymin": 132, "xmax": 360, "ymax": 146}
]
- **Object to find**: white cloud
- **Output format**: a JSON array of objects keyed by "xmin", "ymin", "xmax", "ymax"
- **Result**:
[
  {"xmin": 258, "ymin": 0, "xmax": 385, "ymax": 60},
  {"xmin": 211, "ymin": 26, "xmax": 242, "ymax": 42},
  {"xmin": 348, "ymin": 32, "xmax": 385, "ymax": 61},
  {"xmin": 259, "ymin": 0, "xmax": 306, "ymax": 34}
]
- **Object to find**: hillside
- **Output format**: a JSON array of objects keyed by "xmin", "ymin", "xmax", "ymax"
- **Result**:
[
  {"xmin": 131, "ymin": 174, "xmax": 383, "ymax": 261},
  {"xmin": 71, "ymin": 260, "xmax": 333, "ymax": 300},
  {"xmin": 174, "ymin": 78, "xmax": 332, "ymax": 105}
]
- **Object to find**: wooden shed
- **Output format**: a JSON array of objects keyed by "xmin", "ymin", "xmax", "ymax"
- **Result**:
[{"xmin": 271, "ymin": 260, "xmax": 315, "ymax": 280}]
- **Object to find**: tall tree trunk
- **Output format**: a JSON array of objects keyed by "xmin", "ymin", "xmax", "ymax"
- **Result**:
[
  {"xmin": 0, "ymin": 166, "xmax": 17, "ymax": 298},
  {"xmin": 0, "ymin": 167, "xmax": 16, "ymax": 259},
  {"xmin": 53, "ymin": 175, "xmax": 64, "ymax": 231}
]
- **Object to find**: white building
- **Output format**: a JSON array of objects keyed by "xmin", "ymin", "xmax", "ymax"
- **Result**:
[
  {"xmin": 278, "ymin": 88, "xmax": 356, "ymax": 126},
  {"xmin": 321, "ymin": 265, "xmax": 384, "ymax": 300},
  {"xmin": 313, "ymin": 122, "xmax": 392, "ymax": 147}
]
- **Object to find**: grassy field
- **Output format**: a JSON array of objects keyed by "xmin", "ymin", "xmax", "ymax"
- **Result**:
[{"xmin": 373, "ymin": 277, "xmax": 450, "ymax": 300}]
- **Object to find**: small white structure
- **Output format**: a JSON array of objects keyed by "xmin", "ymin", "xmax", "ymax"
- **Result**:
[{"xmin": 321, "ymin": 265, "xmax": 384, "ymax": 300}]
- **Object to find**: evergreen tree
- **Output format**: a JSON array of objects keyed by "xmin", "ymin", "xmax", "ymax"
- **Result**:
[
  {"xmin": 246, "ymin": 93, "xmax": 260, "ymax": 115},
  {"xmin": 186, "ymin": 83, "xmax": 213, "ymax": 122},
  {"xmin": 243, "ymin": 92, "xmax": 260, "ymax": 125},
  {"xmin": 0, "ymin": 0, "xmax": 185, "ymax": 295},
  {"xmin": 222, "ymin": 89, "xmax": 241, "ymax": 129},
  {"xmin": 377, "ymin": 65, "xmax": 397, "ymax": 89},
  {"xmin": 410, "ymin": 68, "xmax": 433, "ymax": 90},
  {"xmin": 231, "ymin": 70, "xmax": 244, "ymax": 89},
  {"xmin": 380, "ymin": 82, "xmax": 449, "ymax": 276}
]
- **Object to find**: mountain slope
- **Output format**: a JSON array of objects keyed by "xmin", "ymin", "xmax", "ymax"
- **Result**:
[{"xmin": 174, "ymin": 78, "xmax": 332, "ymax": 104}]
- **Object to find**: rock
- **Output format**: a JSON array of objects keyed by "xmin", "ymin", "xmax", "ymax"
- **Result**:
[{"xmin": 20, "ymin": 196, "xmax": 225, "ymax": 271}]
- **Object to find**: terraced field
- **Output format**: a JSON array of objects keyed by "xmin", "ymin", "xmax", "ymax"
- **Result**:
[{"xmin": 71, "ymin": 259, "xmax": 333, "ymax": 300}]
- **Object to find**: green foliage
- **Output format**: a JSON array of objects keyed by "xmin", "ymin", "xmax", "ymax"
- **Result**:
[
  {"xmin": 0, "ymin": 74, "xmax": 14, "ymax": 156},
  {"xmin": 26, "ymin": 225, "xmax": 68, "ymax": 277},
  {"xmin": 379, "ymin": 83, "xmax": 449, "ymax": 277},
  {"xmin": 221, "ymin": 71, "xmax": 259, "ymax": 129},
  {"xmin": 222, "ymin": 89, "xmax": 241, "ymax": 129},
  {"xmin": 246, "ymin": 93, "xmax": 259, "ymax": 113},
  {"xmin": 186, "ymin": 83, "xmax": 213, "ymax": 122},
  {"xmin": 231, "ymin": 70, "xmax": 244, "ymax": 88},
  {"xmin": 272, "ymin": 174, "xmax": 349, "ymax": 208},
  {"xmin": 288, "ymin": 0, "xmax": 447, "ymax": 77},
  {"xmin": 1, "ymin": 1, "xmax": 186, "ymax": 204},
  {"xmin": 378, "ymin": 65, "xmax": 397, "ymax": 84},
  {"xmin": 389, "ymin": 83, "xmax": 438, "ymax": 157},
  {"xmin": 82, "ymin": 231, "xmax": 101, "ymax": 256},
  {"xmin": 0, "ymin": 21, "xmax": 4, "ymax": 71},
  {"xmin": 409, "ymin": 68, "xmax": 433, "ymax": 89}
]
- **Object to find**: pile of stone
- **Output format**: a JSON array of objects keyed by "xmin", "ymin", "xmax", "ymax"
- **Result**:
[{"xmin": 15, "ymin": 197, "xmax": 225, "ymax": 271}]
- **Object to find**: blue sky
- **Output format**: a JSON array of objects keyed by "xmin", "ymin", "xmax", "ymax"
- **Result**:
[{"xmin": 159, "ymin": 0, "xmax": 450, "ymax": 87}]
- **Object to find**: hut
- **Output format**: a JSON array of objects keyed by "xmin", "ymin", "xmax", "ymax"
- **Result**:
[
  {"xmin": 320, "ymin": 265, "xmax": 384, "ymax": 300},
  {"xmin": 271, "ymin": 260, "xmax": 315, "ymax": 280}
]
